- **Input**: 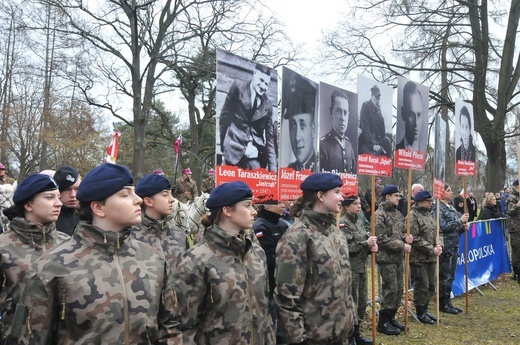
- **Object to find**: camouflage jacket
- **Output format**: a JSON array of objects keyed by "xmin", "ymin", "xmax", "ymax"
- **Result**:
[
  {"xmin": 375, "ymin": 200, "xmax": 407, "ymax": 264},
  {"xmin": 171, "ymin": 225, "xmax": 275, "ymax": 344},
  {"xmin": 339, "ymin": 212, "xmax": 371, "ymax": 274},
  {"xmin": 432, "ymin": 201, "xmax": 464, "ymax": 249},
  {"xmin": 274, "ymin": 208, "xmax": 355, "ymax": 344},
  {"xmin": 18, "ymin": 221, "xmax": 176, "ymax": 345},
  {"xmin": 174, "ymin": 178, "xmax": 198, "ymax": 203},
  {"xmin": 200, "ymin": 178, "xmax": 215, "ymax": 194},
  {"xmin": 133, "ymin": 212, "xmax": 187, "ymax": 274},
  {"xmin": 506, "ymin": 189, "xmax": 520, "ymax": 234},
  {"xmin": 408, "ymin": 204, "xmax": 443, "ymax": 263},
  {"xmin": 0, "ymin": 218, "xmax": 69, "ymax": 341}
]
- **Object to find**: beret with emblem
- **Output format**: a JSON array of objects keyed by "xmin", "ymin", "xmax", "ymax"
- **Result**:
[
  {"xmin": 206, "ymin": 181, "xmax": 253, "ymax": 210},
  {"xmin": 381, "ymin": 185, "xmax": 399, "ymax": 196},
  {"xmin": 77, "ymin": 163, "xmax": 134, "ymax": 203},
  {"xmin": 136, "ymin": 174, "xmax": 172, "ymax": 198},
  {"xmin": 53, "ymin": 165, "xmax": 79, "ymax": 191},
  {"xmin": 300, "ymin": 172, "xmax": 343, "ymax": 192},
  {"xmin": 13, "ymin": 174, "xmax": 58, "ymax": 204}
]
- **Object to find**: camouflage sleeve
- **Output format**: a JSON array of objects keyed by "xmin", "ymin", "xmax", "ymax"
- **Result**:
[
  {"xmin": 274, "ymin": 226, "xmax": 308, "ymax": 344},
  {"xmin": 157, "ymin": 264, "xmax": 182, "ymax": 345},
  {"xmin": 345, "ymin": 229, "xmax": 368, "ymax": 256},
  {"xmin": 438, "ymin": 206, "xmax": 463, "ymax": 234},
  {"xmin": 170, "ymin": 250, "xmax": 207, "ymax": 344},
  {"xmin": 21, "ymin": 273, "xmax": 59, "ymax": 345},
  {"xmin": 375, "ymin": 210, "xmax": 405, "ymax": 252},
  {"xmin": 410, "ymin": 213, "xmax": 434, "ymax": 256},
  {"xmin": 506, "ymin": 197, "xmax": 520, "ymax": 217}
]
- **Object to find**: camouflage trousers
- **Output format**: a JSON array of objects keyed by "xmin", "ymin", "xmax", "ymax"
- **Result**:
[
  {"xmin": 510, "ymin": 232, "xmax": 520, "ymax": 268},
  {"xmin": 378, "ymin": 263, "xmax": 403, "ymax": 310},
  {"xmin": 352, "ymin": 271, "xmax": 368, "ymax": 321},
  {"xmin": 439, "ymin": 245, "xmax": 458, "ymax": 301},
  {"xmin": 410, "ymin": 262, "xmax": 436, "ymax": 306}
]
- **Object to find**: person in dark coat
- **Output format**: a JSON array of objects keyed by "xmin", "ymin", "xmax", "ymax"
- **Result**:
[
  {"xmin": 479, "ymin": 194, "xmax": 503, "ymax": 220},
  {"xmin": 219, "ymin": 63, "xmax": 277, "ymax": 171},
  {"xmin": 359, "ymin": 85, "xmax": 392, "ymax": 157},
  {"xmin": 53, "ymin": 165, "xmax": 81, "ymax": 236}
]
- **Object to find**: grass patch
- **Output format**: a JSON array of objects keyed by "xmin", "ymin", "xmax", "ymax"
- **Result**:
[{"xmin": 361, "ymin": 274, "xmax": 520, "ymax": 344}]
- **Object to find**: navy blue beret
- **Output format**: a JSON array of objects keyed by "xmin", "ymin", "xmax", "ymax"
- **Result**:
[
  {"xmin": 300, "ymin": 172, "xmax": 343, "ymax": 192},
  {"xmin": 54, "ymin": 165, "xmax": 79, "ymax": 191},
  {"xmin": 414, "ymin": 190, "xmax": 432, "ymax": 202},
  {"xmin": 206, "ymin": 181, "xmax": 252, "ymax": 210},
  {"xmin": 77, "ymin": 164, "xmax": 134, "ymax": 203},
  {"xmin": 381, "ymin": 185, "xmax": 399, "ymax": 196},
  {"xmin": 136, "ymin": 174, "xmax": 171, "ymax": 198},
  {"xmin": 13, "ymin": 174, "xmax": 58, "ymax": 204},
  {"xmin": 514, "ymin": 179, "xmax": 519, "ymax": 186}
]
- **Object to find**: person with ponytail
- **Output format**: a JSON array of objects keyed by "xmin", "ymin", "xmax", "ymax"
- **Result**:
[
  {"xmin": 339, "ymin": 195, "xmax": 377, "ymax": 345},
  {"xmin": 171, "ymin": 181, "xmax": 275, "ymax": 344},
  {"xmin": 432, "ymin": 183, "xmax": 468, "ymax": 314},
  {"xmin": 274, "ymin": 172, "xmax": 355, "ymax": 345},
  {"xmin": 0, "ymin": 174, "xmax": 69, "ymax": 341}
]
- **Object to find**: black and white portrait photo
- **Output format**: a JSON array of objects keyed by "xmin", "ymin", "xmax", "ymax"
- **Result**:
[
  {"xmin": 216, "ymin": 49, "xmax": 278, "ymax": 172},
  {"xmin": 455, "ymin": 100, "xmax": 476, "ymax": 162},
  {"xmin": 319, "ymin": 82, "xmax": 358, "ymax": 174},
  {"xmin": 435, "ymin": 115, "xmax": 446, "ymax": 182}
]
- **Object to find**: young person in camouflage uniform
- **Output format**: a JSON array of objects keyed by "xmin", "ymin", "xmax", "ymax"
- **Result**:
[
  {"xmin": 171, "ymin": 181, "xmax": 275, "ymax": 344},
  {"xmin": 134, "ymin": 174, "xmax": 187, "ymax": 273},
  {"xmin": 0, "ymin": 174, "xmax": 69, "ymax": 343},
  {"xmin": 17, "ymin": 164, "xmax": 177, "ymax": 344},
  {"xmin": 407, "ymin": 190, "xmax": 443, "ymax": 324},
  {"xmin": 339, "ymin": 195, "xmax": 378, "ymax": 345},
  {"xmin": 506, "ymin": 179, "xmax": 520, "ymax": 284},
  {"xmin": 374, "ymin": 185, "xmax": 412, "ymax": 336},
  {"xmin": 432, "ymin": 183, "xmax": 468, "ymax": 315},
  {"xmin": 275, "ymin": 172, "xmax": 356, "ymax": 345}
]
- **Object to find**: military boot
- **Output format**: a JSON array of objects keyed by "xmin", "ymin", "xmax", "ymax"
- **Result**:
[
  {"xmin": 424, "ymin": 303, "xmax": 437, "ymax": 322},
  {"xmin": 416, "ymin": 305, "xmax": 435, "ymax": 325},
  {"xmin": 376, "ymin": 309, "xmax": 401, "ymax": 336},
  {"xmin": 353, "ymin": 324, "xmax": 373, "ymax": 345},
  {"xmin": 389, "ymin": 308, "xmax": 407, "ymax": 332},
  {"xmin": 448, "ymin": 300, "xmax": 463, "ymax": 313},
  {"xmin": 439, "ymin": 298, "xmax": 459, "ymax": 314}
]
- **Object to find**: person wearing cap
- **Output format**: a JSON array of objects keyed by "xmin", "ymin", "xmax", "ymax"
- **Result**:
[
  {"xmin": 134, "ymin": 174, "xmax": 187, "ymax": 272},
  {"xmin": 506, "ymin": 179, "xmax": 520, "ymax": 284},
  {"xmin": 0, "ymin": 163, "xmax": 16, "ymax": 185},
  {"xmin": 374, "ymin": 184, "xmax": 413, "ymax": 335},
  {"xmin": 274, "ymin": 173, "xmax": 355, "ymax": 344},
  {"xmin": 219, "ymin": 63, "xmax": 277, "ymax": 172},
  {"xmin": 0, "ymin": 174, "xmax": 69, "ymax": 340},
  {"xmin": 201, "ymin": 169, "xmax": 216, "ymax": 194},
  {"xmin": 320, "ymin": 89, "xmax": 356, "ymax": 174},
  {"xmin": 252, "ymin": 201, "xmax": 289, "ymax": 343},
  {"xmin": 19, "ymin": 164, "xmax": 178, "ymax": 344},
  {"xmin": 432, "ymin": 183, "xmax": 468, "ymax": 314},
  {"xmin": 153, "ymin": 168, "xmax": 165, "ymax": 176},
  {"xmin": 283, "ymin": 72, "xmax": 318, "ymax": 172},
  {"xmin": 170, "ymin": 181, "xmax": 275, "ymax": 344},
  {"xmin": 407, "ymin": 190, "xmax": 443, "ymax": 324},
  {"xmin": 359, "ymin": 85, "xmax": 392, "ymax": 158},
  {"xmin": 173, "ymin": 168, "xmax": 198, "ymax": 203},
  {"xmin": 339, "ymin": 195, "xmax": 378, "ymax": 345},
  {"xmin": 53, "ymin": 165, "xmax": 82, "ymax": 236}
]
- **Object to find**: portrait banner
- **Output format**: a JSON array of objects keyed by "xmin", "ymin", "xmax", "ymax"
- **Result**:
[
  {"xmin": 339, "ymin": 173, "xmax": 358, "ymax": 197},
  {"xmin": 455, "ymin": 100, "xmax": 477, "ymax": 176},
  {"xmin": 394, "ymin": 77, "xmax": 429, "ymax": 170},
  {"xmin": 216, "ymin": 49, "xmax": 279, "ymax": 203},
  {"xmin": 278, "ymin": 67, "xmax": 319, "ymax": 201},
  {"xmin": 318, "ymin": 82, "xmax": 358, "ymax": 175},
  {"xmin": 356, "ymin": 75, "xmax": 394, "ymax": 176},
  {"xmin": 433, "ymin": 115, "xmax": 446, "ymax": 199},
  {"xmin": 452, "ymin": 219, "xmax": 511, "ymax": 297}
]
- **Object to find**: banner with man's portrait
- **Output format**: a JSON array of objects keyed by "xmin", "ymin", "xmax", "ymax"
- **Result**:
[
  {"xmin": 394, "ymin": 77, "xmax": 429, "ymax": 170},
  {"xmin": 455, "ymin": 100, "xmax": 476, "ymax": 176},
  {"xmin": 318, "ymin": 82, "xmax": 358, "ymax": 196},
  {"xmin": 434, "ymin": 115, "xmax": 446, "ymax": 199},
  {"xmin": 215, "ymin": 49, "xmax": 279, "ymax": 203},
  {"xmin": 357, "ymin": 75, "xmax": 394, "ymax": 176}
]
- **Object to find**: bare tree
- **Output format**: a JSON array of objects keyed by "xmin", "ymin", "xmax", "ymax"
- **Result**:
[{"xmin": 323, "ymin": 0, "xmax": 520, "ymax": 192}]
